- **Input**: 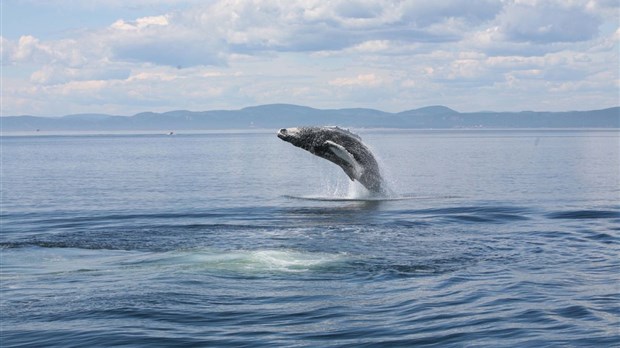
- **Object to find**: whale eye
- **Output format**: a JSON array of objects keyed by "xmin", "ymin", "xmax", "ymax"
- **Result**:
[{"xmin": 279, "ymin": 128, "xmax": 287, "ymax": 134}]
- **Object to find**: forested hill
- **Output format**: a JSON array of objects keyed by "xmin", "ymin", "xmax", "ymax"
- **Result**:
[{"xmin": 3, "ymin": 104, "xmax": 619, "ymax": 131}]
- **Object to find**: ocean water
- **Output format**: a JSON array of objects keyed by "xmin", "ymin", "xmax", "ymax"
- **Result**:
[{"xmin": 1, "ymin": 129, "xmax": 619, "ymax": 347}]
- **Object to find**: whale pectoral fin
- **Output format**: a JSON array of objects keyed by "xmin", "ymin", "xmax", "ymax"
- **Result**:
[
  {"xmin": 324, "ymin": 140, "xmax": 357, "ymax": 167},
  {"xmin": 324, "ymin": 140, "xmax": 361, "ymax": 180}
]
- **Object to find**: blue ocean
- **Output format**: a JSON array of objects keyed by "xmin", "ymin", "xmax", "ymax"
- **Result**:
[{"xmin": 1, "ymin": 129, "xmax": 619, "ymax": 347}]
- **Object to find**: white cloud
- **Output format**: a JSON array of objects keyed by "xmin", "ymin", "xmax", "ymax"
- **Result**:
[
  {"xmin": 350, "ymin": 40, "xmax": 391, "ymax": 53},
  {"xmin": 111, "ymin": 15, "xmax": 170, "ymax": 31},
  {"xmin": 400, "ymin": 0, "xmax": 502, "ymax": 27},
  {"xmin": 1, "ymin": 0, "xmax": 618, "ymax": 116},
  {"xmin": 30, "ymin": 65, "xmax": 129, "ymax": 85},
  {"xmin": 329, "ymin": 73, "xmax": 384, "ymax": 87},
  {"xmin": 497, "ymin": 1, "xmax": 601, "ymax": 43}
]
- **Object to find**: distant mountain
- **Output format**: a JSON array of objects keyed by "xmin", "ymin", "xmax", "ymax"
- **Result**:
[{"xmin": 2, "ymin": 104, "xmax": 618, "ymax": 132}]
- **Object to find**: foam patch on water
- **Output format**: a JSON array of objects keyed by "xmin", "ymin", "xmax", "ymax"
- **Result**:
[{"xmin": 129, "ymin": 249, "xmax": 349, "ymax": 274}]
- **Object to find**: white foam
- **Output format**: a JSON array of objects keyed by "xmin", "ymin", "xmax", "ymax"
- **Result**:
[
  {"xmin": 246, "ymin": 250, "xmax": 344, "ymax": 272},
  {"xmin": 130, "ymin": 249, "xmax": 348, "ymax": 274}
]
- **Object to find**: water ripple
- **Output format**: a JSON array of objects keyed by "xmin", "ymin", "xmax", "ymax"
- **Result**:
[{"xmin": 546, "ymin": 209, "xmax": 620, "ymax": 220}]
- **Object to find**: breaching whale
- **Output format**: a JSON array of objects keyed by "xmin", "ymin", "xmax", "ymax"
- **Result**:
[{"xmin": 277, "ymin": 126, "xmax": 387, "ymax": 194}]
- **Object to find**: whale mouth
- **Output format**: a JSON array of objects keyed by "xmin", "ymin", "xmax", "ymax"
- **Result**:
[{"xmin": 277, "ymin": 128, "xmax": 287, "ymax": 140}]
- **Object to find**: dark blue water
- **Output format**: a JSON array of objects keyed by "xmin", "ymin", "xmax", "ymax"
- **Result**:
[{"xmin": 2, "ymin": 130, "xmax": 619, "ymax": 347}]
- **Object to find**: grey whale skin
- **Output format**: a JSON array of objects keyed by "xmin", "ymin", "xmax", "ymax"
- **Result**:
[{"xmin": 277, "ymin": 126, "xmax": 387, "ymax": 194}]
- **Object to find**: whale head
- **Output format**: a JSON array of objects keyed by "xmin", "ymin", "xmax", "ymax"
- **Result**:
[{"xmin": 277, "ymin": 127, "xmax": 312, "ymax": 150}]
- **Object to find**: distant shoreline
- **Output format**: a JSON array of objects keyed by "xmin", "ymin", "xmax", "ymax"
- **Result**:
[{"xmin": 2, "ymin": 104, "xmax": 618, "ymax": 132}]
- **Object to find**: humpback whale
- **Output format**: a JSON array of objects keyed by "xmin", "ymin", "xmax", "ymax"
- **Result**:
[{"xmin": 277, "ymin": 126, "xmax": 388, "ymax": 194}]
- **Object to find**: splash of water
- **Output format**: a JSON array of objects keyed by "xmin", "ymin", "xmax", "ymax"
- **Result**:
[
  {"xmin": 308, "ymin": 163, "xmax": 397, "ymax": 200},
  {"xmin": 346, "ymin": 180, "xmax": 373, "ymax": 199},
  {"xmin": 305, "ymin": 134, "xmax": 400, "ymax": 200}
]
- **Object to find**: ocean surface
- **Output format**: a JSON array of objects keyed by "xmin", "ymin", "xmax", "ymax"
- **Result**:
[{"xmin": 1, "ymin": 129, "xmax": 619, "ymax": 347}]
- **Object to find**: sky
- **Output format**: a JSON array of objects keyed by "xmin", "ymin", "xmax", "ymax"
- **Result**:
[{"xmin": 1, "ymin": 0, "xmax": 619, "ymax": 116}]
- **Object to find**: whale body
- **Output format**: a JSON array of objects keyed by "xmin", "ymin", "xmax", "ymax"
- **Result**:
[{"xmin": 277, "ymin": 126, "xmax": 387, "ymax": 194}]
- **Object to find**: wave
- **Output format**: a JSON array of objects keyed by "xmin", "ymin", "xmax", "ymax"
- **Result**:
[{"xmin": 546, "ymin": 209, "xmax": 620, "ymax": 220}]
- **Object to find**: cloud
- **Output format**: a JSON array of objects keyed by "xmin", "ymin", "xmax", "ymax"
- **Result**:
[
  {"xmin": 111, "ymin": 15, "xmax": 170, "ymax": 30},
  {"xmin": 329, "ymin": 73, "xmax": 384, "ymax": 87},
  {"xmin": 104, "ymin": 13, "xmax": 224, "ymax": 67},
  {"xmin": 4, "ymin": 35, "xmax": 53, "ymax": 64},
  {"xmin": 30, "ymin": 65, "xmax": 130, "ymax": 85},
  {"xmin": 350, "ymin": 40, "xmax": 391, "ymax": 53},
  {"xmin": 498, "ymin": 1, "xmax": 601, "ymax": 43},
  {"xmin": 100, "ymin": 1, "xmax": 507, "ymax": 60},
  {"xmin": 400, "ymin": 0, "xmax": 502, "ymax": 27},
  {"xmin": 2, "ymin": 0, "xmax": 618, "ymax": 116},
  {"xmin": 4, "ymin": 0, "xmax": 609, "ymax": 69}
]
